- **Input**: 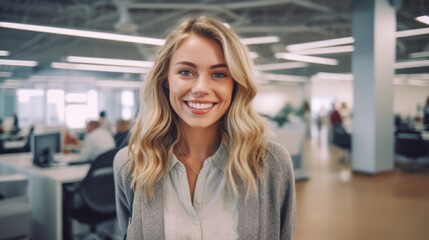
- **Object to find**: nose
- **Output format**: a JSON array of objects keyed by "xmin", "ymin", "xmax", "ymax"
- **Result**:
[{"xmin": 191, "ymin": 74, "xmax": 210, "ymax": 96}]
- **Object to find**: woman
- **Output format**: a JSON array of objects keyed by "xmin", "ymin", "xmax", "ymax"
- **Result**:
[{"xmin": 114, "ymin": 15, "xmax": 296, "ymax": 240}]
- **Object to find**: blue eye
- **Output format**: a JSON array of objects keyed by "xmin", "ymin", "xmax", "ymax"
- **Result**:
[
  {"xmin": 213, "ymin": 72, "xmax": 226, "ymax": 78},
  {"xmin": 179, "ymin": 70, "xmax": 193, "ymax": 77}
]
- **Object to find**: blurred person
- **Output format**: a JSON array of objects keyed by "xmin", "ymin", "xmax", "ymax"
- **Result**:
[
  {"xmin": 328, "ymin": 103, "xmax": 343, "ymax": 143},
  {"xmin": 330, "ymin": 103, "xmax": 343, "ymax": 126},
  {"xmin": 114, "ymin": 15, "xmax": 296, "ymax": 239},
  {"xmin": 114, "ymin": 119, "xmax": 131, "ymax": 148},
  {"xmin": 79, "ymin": 120, "xmax": 115, "ymax": 162},
  {"xmin": 339, "ymin": 102, "xmax": 351, "ymax": 121},
  {"xmin": 99, "ymin": 110, "xmax": 112, "ymax": 132},
  {"xmin": 10, "ymin": 114, "xmax": 20, "ymax": 134},
  {"xmin": 423, "ymin": 96, "xmax": 429, "ymax": 130},
  {"xmin": 63, "ymin": 128, "xmax": 82, "ymax": 153},
  {"xmin": 339, "ymin": 101, "xmax": 352, "ymax": 132},
  {"xmin": 0, "ymin": 118, "xmax": 4, "ymax": 134}
]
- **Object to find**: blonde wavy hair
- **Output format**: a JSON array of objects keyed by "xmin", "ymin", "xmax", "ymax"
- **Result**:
[{"xmin": 128, "ymin": 15, "xmax": 268, "ymax": 198}]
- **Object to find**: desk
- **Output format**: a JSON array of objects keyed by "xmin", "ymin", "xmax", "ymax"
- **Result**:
[{"xmin": 0, "ymin": 153, "xmax": 89, "ymax": 240}]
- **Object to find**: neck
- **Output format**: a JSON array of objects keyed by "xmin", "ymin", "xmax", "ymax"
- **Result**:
[{"xmin": 177, "ymin": 122, "xmax": 221, "ymax": 162}]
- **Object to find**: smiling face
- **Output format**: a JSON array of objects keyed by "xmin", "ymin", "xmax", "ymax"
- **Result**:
[{"xmin": 167, "ymin": 34, "xmax": 234, "ymax": 130}]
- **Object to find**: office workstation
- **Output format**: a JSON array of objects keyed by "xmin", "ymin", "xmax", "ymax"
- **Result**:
[
  {"xmin": 1, "ymin": 1, "xmax": 429, "ymax": 240},
  {"xmin": 0, "ymin": 153, "xmax": 89, "ymax": 240},
  {"xmin": 0, "ymin": 126, "xmax": 119, "ymax": 240}
]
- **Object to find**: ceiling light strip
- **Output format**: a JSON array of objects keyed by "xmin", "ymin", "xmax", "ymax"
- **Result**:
[
  {"xmin": 255, "ymin": 62, "xmax": 308, "ymax": 71},
  {"xmin": 415, "ymin": 16, "xmax": 429, "ymax": 25},
  {"xmin": 315, "ymin": 72, "xmax": 354, "ymax": 81},
  {"xmin": 0, "ymin": 22, "xmax": 279, "ymax": 46},
  {"xmin": 0, "ymin": 50, "xmax": 10, "ymax": 56},
  {"xmin": 290, "ymin": 45, "xmax": 354, "ymax": 55},
  {"xmin": 261, "ymin": 73, "xmax": 307, "ymax": 83},
  {"xmin": 394, "ymin": 60, "xmax": 429, "ymax": 69},
  {"xmin": 285, "ymin": 27, "xmax": 429, "ymax": 51},
  {"xmin": 0, "ymin": 22, "xmax": 165, "ymax": 46},
  {"xmin": 286, "ymin": 37, "xmax": 354, "ymax": 51},
  {"xmin": 240, "ymin": 36, "xmax": 280, "ymax": 45},
  {"xmin": 275, "ymin": 53, "xmax": 338, "ymax": 65},
  {"xmin": 51, "ymin": 62, "xmax": 151, "ymax": 73},
  {"xmin": 67, "ymin": 56, "xmax": 154, "ymax": 68},
  {"xmin": 0, "ymin": 59, "xmax": 38, "ymax": 67},
  {"xmin": 395, "ymin": 27, "xmax": 429, "ymax": 37}
]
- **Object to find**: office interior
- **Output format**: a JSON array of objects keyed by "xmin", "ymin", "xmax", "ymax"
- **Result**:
[{"xmin": 1, "ymin": 0, "xmax": 429, "ymax": 239}]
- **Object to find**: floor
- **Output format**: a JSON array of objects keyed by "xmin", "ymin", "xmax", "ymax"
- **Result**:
[{"xmin": 295, "ymin": 128, "xmax": 429, "ymax": 240}]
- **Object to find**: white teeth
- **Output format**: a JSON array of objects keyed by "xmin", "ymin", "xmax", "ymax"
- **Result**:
[{"xmin": 188, "ymin": 102, "xmax": 214, "ymax": 110}]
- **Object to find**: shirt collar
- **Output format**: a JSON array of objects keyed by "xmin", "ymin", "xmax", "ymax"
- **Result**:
[{"xmin": 167, "ymin": 143, "xmax": 229, "ymax": 173}]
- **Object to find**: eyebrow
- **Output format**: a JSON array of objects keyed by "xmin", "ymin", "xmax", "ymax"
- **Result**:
[{"xmin": 175, "ymin": 61, "xmax": 228, "ymax": 69}]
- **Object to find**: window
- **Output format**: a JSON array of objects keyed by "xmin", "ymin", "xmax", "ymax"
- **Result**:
[
  {"xmin": 17, "ymin": 89, "xmax": 44, "ymax": 126},
  {"xmin": 65, "ymin": 90, "xmax": 98, "ymax": 129},
  {"xmin": 121, "ymin": 90, "xmax": 134, "ymax": 120}
]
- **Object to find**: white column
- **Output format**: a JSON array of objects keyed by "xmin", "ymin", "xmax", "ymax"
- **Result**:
[{"xmin": 351, "ymin": 0, "xmax": 395, "ymax": 173}]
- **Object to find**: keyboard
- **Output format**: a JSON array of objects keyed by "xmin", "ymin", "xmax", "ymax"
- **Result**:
[
  {"xmin": 34, "ymin": 153, "xmax": 90, "ymax": 168},
  {"xmin": 53, "ymin": 153, "xmax": 81, "ymax": 162},
  {"xmin": 67, "ymin": 160, "xmax": 91, "ymax": 165}
]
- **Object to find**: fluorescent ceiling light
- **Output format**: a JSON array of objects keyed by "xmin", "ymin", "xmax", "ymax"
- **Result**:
[
  {"xmin": 275, "ymin": 53, "xmax": 338, "ymax": 65},
  {"xmin": 286, "ymin": 37, "xmax": 354, "ymax": 51},
  {"xmin": 240, "ymin": 36, "xmax": 279, "ymax": 45},
  {"xmin": 0, "ymin": 50, "xmax": 9, "ymax": 56},
  {"xmin": 409, "ymin": 51, "xmax": 429, "ymax": 58},
  {"xmin": 0, "ymin": 59, "xmax": 38, "ymax": 67},
  {"xmin": 261, "ymin": 73, "xmax": 307, "ymax": 83},
  {"xmin": 51, "ymin": 62, "xmax": 151, "ymax": 73},
  {"xmin": 314, "ymin": 72, "xmax": 353, "ymax": 81},
  {"xmin": 67, "ymin": 56, "xmax": 154, "ymax": 68},
  {"xmin": 0, "ymin": 21, "xmax": 279, "ymax": 47},
  {"xmin": 0, "ymin": 72, "xmax": 12, "ymax": 77},
  {"xmin": 290, "ymin": 45, "xmax": 354, "ymax": 55},
  {"xmin": 394, "ymin": 60, "xmax": 429, "ymax": 69},
  {"xmin": 396, "ymin": 27, "xmax": 429, "ymax": 37},
  {"xmin": 416, "ymin": 15, "xmax": 429, "ymax": 25},
  {"xmin": 285, "ymin": 27, "xmax": 429, "ymax": 52},
  {"xmin": 255, "ymin": 62, "xmax": 308, "ymax": 71},
  {"xmin": 0, "ymin": 21, "xmax": 165, "ymax": 46}
]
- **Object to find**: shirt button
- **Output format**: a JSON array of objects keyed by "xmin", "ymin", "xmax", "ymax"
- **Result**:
[{"xmin": 196, "ymin": 198, "xmax": 202, "ymax": 203}]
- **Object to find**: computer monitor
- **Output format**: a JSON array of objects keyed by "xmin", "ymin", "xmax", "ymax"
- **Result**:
[{"xmin": 31, "ymin": 132, "xmax": 61, "ymax": 166}]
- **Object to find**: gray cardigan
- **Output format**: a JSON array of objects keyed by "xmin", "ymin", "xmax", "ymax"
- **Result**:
[{"xmin": 113, "ymin": 141, "xmax": 296, "ymax": 240}]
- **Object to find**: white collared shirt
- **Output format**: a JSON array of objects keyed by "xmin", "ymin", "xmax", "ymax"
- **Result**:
[
  {"xmin": 79, "ymin": 127, "xmax": 115, "ymax": 161},
  {"xmin": 163, "ymin": 144, "xmax": 238, "ymax": 240}
]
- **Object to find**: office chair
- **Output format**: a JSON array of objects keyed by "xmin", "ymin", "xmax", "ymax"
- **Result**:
[
  {"xmin": 0, "ymin": 125, "xmax": 34, "ymax": 154},
  {"xmin": 64, "ymin": 148, "xmax": 118, "ymax": 240},
  {"xmin": 332, "ymin": 124, "xmax": 352, "ymax": 163},
  {"xmin": 394, "ymin": 132, "xmax": 429, "ymax": 173}
]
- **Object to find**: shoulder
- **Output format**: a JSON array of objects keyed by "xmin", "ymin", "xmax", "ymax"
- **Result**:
[
  {"xmin": 264, "ymin": 141, "xmax": 294, "ymax": 180},
  {"xmin": 114, "ymin": 146, "xmax": 132, "ymax": 175},
  {"xmin": 265, "ymin": 141, "xmax": 292, "ymax": 167}
]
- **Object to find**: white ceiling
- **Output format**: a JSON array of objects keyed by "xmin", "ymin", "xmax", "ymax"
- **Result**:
[{"xmin": 0, "ymin": 0, "xmax": 428, "ymax": 86}]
